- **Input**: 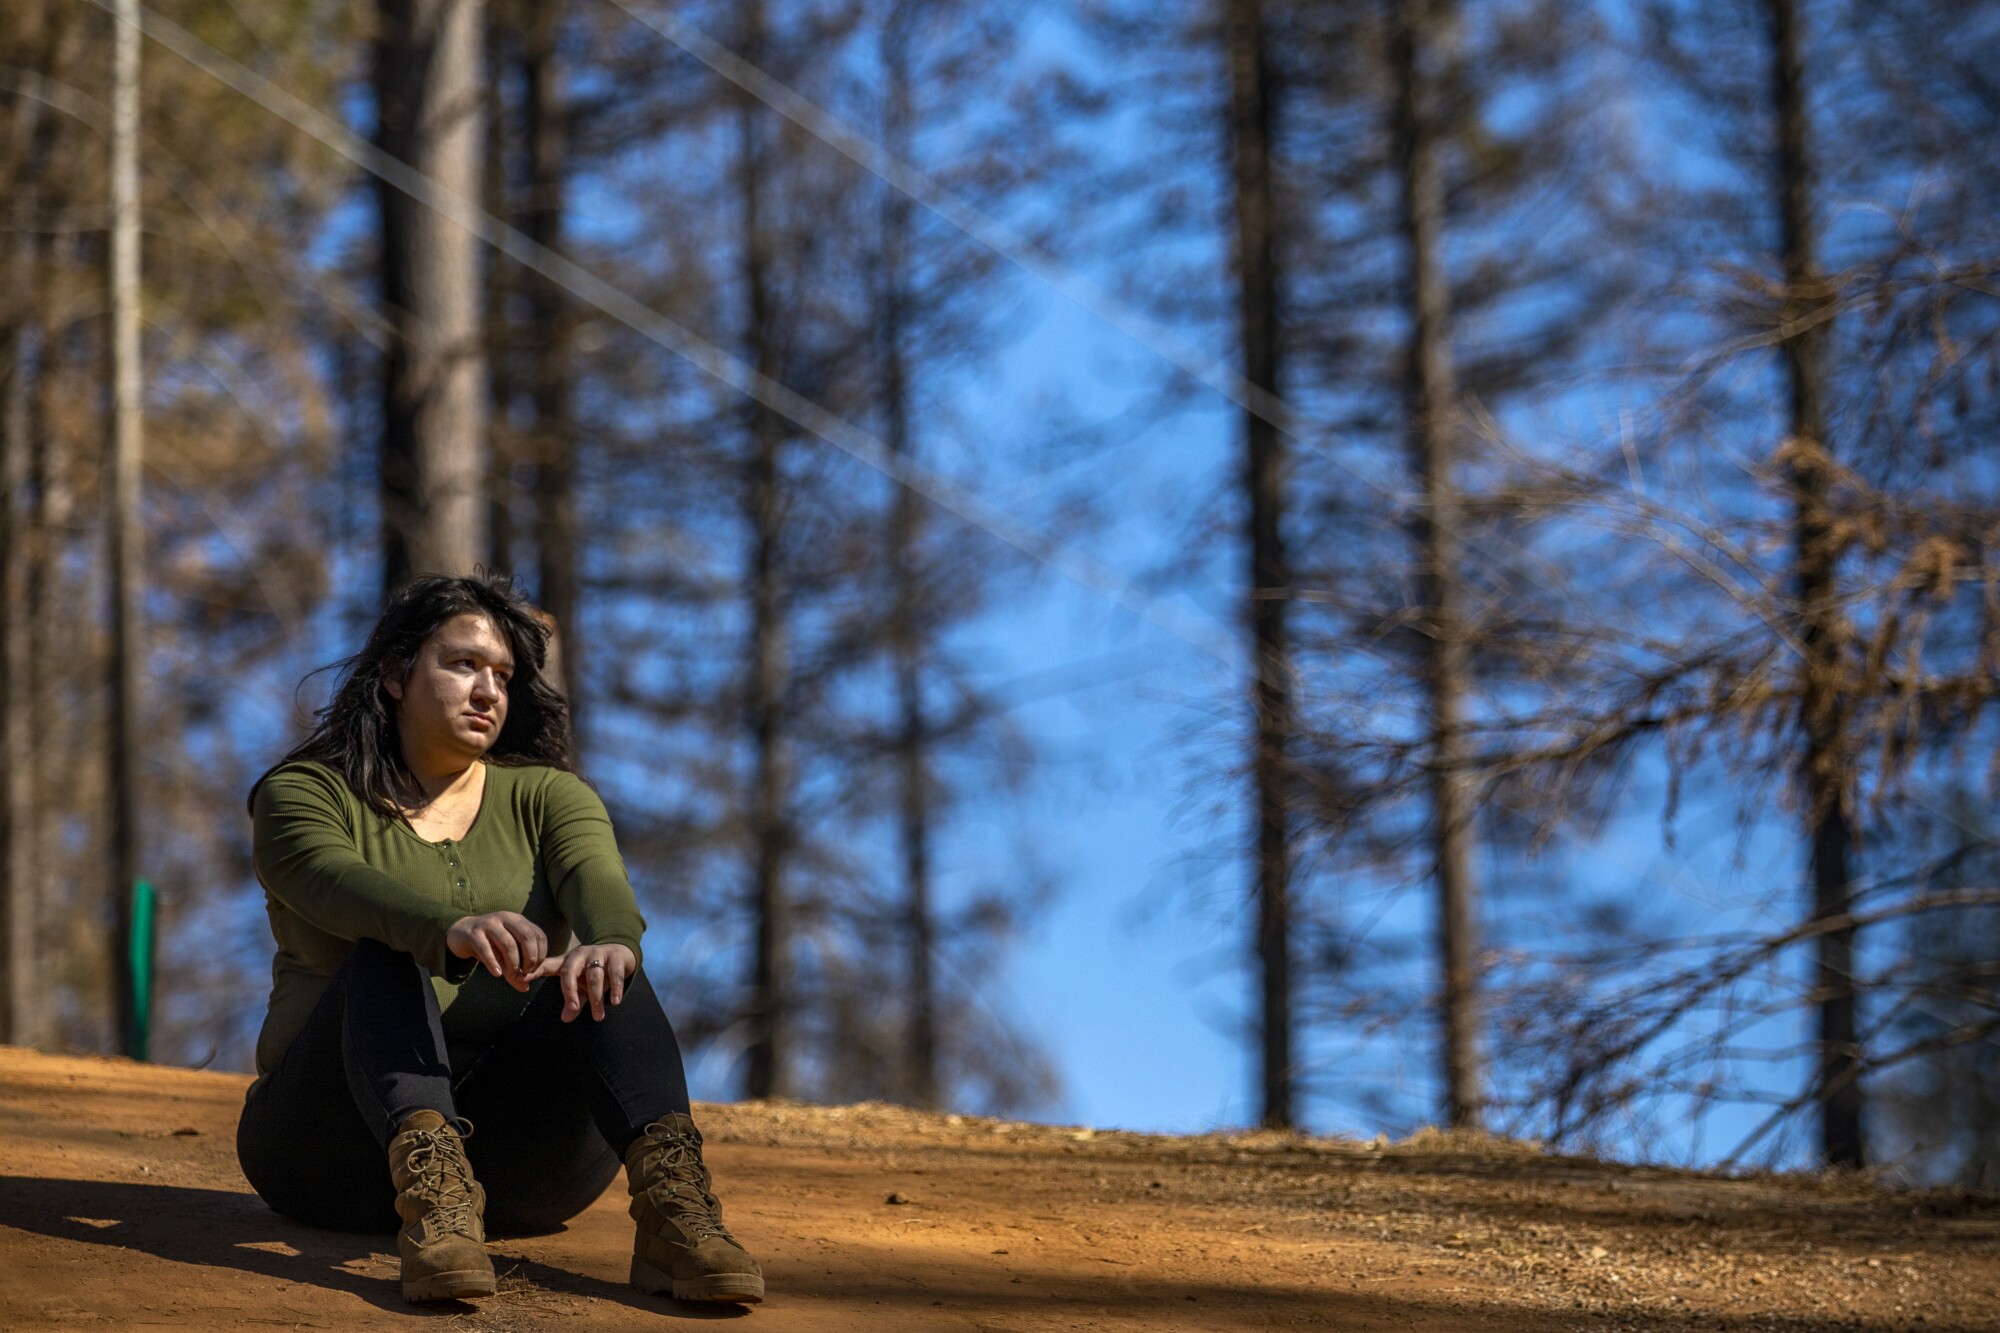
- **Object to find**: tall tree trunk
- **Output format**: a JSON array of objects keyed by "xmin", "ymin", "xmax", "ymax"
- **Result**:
[
  {"xmin": 521, "ymin": 0, "xmax": 580, "ymax": 716},
  {"xmin": 1766, "ymin": 0, "xmax": 1862, "ymax": 1168},
  {"xmin": 107, "ymin": 0, "xmax": 145, "ymax": 1059},
  {"xmin": 483, "ymin": 26, "xmax": 516, "ymax": 580},
  {"xmin": 879, "ymin": 2, "xmax": 937, "ymax": 1111},
  {"xmin": 1393, "ymin": 0, "xmax": 1483, "ymax": 1131},
  {"xmin": 0, "ymin": 79, "xmax": 46, "ymax": 1050},
  {"xmin": 375, "ymin": 0, "xmax": 488, "ymax": 596},
  {"xmin": 1224, "ymin": 0, "xmax": 1296, "ymax": 1130},
  {"xmin": 28, "ymin": 208, "xmax": 67, "ymax": 1045},
  {"xmin": 738, "ymin": 0, "xmax": 794, "ymax": 1101}
]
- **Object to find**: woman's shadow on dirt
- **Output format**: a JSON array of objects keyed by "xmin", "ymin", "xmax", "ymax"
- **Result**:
[{"xmin": 0, "ymin": 1175, "xmax": 746, "ymax": 1320}]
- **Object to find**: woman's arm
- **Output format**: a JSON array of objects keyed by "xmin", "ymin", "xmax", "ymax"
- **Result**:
[
  {"xmin": 537, "ymin": 770, "xmax": 647, "ymax": 972},
  {"xmin": 253, "ymin": 764, "xmax": 470, "ymax": 977}
]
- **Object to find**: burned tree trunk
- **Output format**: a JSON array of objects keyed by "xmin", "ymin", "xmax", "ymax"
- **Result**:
[
  {"xmin": 375, "ymin": 0, "xmax": 488, "ymax": 593},
  {"xmin": 519, "ymin": 0, "xmax": 580, "ymax": 715},
  {"xmin": 28, "ymin": 186, "xmax": 67, "ymax": 1055},
  {"xmin": 1765, "ymin": 0, "xmax": 1862, "ymax": 1168},
  {"xmin": 0, "ymin": 76, "xmax": 45, "ymax": 1049},
  {"xmin": 877, "ymin": 1, "xmax": 937, "ymax": 1111},
  {"xmin": 1392, "ymin": 0, "xmax": 1483, "ymax": 1130},
  {"xmin": 738, "ymin": 0, "xmax": 795, "ymax": 1102},
  {"xmin": 482, "ymin": 22, "xmax": 516, "ymax": 581},
  {"xmin": 1224, "ymin": 0, "xmax": 1297, "ymax": 1131}
]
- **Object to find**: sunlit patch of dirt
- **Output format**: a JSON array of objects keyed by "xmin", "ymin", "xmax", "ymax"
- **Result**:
[{"xmin": 1, "ymin": 1046, "xmax": 1993, "ymax": 1331}]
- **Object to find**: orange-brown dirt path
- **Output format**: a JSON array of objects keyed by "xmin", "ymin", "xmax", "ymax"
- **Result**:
[{"xmin": 1, "ymin": 1046, "xmax": 1995, "ymax": 1331}]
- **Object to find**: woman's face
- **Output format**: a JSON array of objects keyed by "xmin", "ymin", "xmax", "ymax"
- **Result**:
[{"xmin": 384, "ymin": 612, "xmax": 515, "ymax": 769}]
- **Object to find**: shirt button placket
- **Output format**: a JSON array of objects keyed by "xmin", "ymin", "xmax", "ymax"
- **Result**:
[{"xmin": 441, "ymin": 840, "xmax": 468, "ymax": 904}]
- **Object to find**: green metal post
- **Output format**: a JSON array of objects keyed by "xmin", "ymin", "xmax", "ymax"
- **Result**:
[{"xmin": 127, "ymin": 879, "xmax": 154, "ymax": 1061}]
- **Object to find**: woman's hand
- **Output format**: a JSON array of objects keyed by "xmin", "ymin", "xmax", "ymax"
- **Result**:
[
  {"xmin": 527, "ymin": 943, "xmax": 635, "ymax": 1022},
  {"xmin": 445, "ymin": 911, "xmax": 548, "ymax": 991}
]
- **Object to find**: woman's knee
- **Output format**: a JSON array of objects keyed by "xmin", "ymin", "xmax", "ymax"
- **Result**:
[{"xmin": 236, "ymin": 1090, "xmax": 398, "ymax": 1234}]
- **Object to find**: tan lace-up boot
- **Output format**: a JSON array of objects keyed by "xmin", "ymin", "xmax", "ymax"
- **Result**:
[
  {"xmin": 387, "ymin": 1110, "xmax": 496, "ymax": 1302},
  {"xmin": 624, "ymin": 1113, "xmax": 764, "ymax": 1303}
]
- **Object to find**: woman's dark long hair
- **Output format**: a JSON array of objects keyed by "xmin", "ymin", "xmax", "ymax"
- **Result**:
[{"xmin": 249, "ymin": 574, "xmax": 577, "ymax": 820}]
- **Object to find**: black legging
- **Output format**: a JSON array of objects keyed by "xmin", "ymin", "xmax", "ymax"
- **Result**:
[{"xmin": 237, "ymin": 938, "xmax": 694, "ymax": 1236}]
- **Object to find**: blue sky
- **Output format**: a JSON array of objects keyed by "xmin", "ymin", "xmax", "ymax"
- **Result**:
[
  {"xmin": 568, "ymin": 3, "xmax": 1822, "ymax": 1164},
  {"xmin": 155, "ymin": 0, "xmax": 1928, "ymax": 1175},
  {"xmin": 785, "ymin": 273, "xmax": 1819, "ymax": 1158},
  {"xmin": 588, "ymin": 0, "xmax": 1854, "ymax": 1164}
]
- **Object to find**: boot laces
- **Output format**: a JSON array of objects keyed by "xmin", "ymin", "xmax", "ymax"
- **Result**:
[
  {"xmin": 637, "ymin": 1130, "xmax": 727, "ymax": 1241},
  {"xmin": 403, "ymin": 1125, "xmax": 479, "ymax": 1237}
]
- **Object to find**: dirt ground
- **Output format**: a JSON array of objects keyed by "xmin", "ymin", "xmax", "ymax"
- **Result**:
[{"xmin": 1, "ymin": 1047, "xmax": 1995, "ymax": 1331}]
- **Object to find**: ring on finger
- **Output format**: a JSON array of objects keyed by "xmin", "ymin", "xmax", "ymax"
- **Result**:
[{"xmin": 586, "ymin": 960, "xmax": 605, "ymax": 970}]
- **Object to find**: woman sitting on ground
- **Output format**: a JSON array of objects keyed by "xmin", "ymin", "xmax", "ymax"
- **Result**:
[{"xmin": 236, "ymin": 573, "xmax": 763, "ymax": 1305}]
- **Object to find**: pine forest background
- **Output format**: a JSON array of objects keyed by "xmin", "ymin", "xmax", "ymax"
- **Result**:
[{"xmin": 2, "ymin": 0, "xmax": 1998, "ymax": 1187}]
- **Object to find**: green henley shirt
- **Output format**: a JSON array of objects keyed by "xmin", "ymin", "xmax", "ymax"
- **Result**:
[{"xmin": 249, "ymin": 758, "xmax": 648, "ymax": 1077}]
